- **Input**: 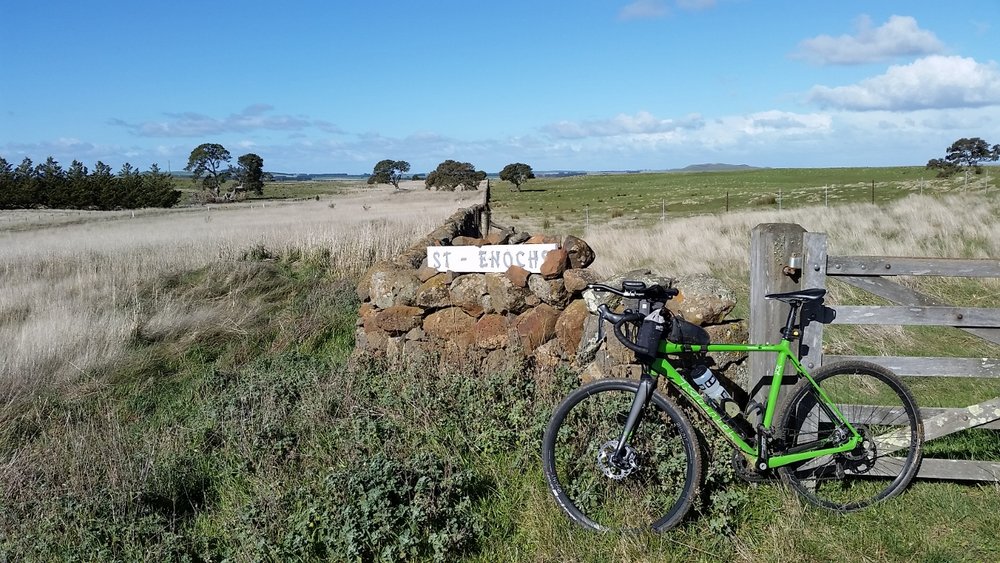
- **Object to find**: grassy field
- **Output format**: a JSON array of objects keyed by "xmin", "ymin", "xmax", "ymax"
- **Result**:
[
  {"xmin": 2, "ymin": 169, "xmax": 1000, "ymax": 561},
  {"xmin": 488, "ymin": 166, "xmax": 996, "ymax": 234}
]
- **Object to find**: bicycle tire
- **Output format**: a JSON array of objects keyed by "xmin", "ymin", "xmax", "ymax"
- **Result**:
[
  {"xmin": 541, "ymin": 378, "xmax": 702, "ymax": 532},
  {"xmin": 776, "ymin": 360, "xmax": 923, "ymax": 511}
]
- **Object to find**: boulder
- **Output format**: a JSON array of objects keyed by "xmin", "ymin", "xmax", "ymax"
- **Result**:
[
  {"xmin": 666, "ymin": 274, "xmax": 737, "ymax": 326},
  {"xmin": 534, "ymin": 339, "xmax": 564, "ymax": 370},
  {"xmin": 356, "ymin": 261, "xmax": 394, "ymax": 301},
  {"xmin": 539, "ymin": 248, "xmax": 569, "ymax": 279},
  {"xmin": 485, "ymin": 273, "xmax": 530, "ymax": 314},
  {"xmin": 370, "ymin": 269, "xmax": 421, "ymax": 309},
  {"xmin": 563, "ymin": 268, "xmax": 598, "ymax": 294},
  {"xmin": 514, "ymin": 304, "xmax": 560, "ymax": 354},
  {"xmin": 484, "ymin": 230, "xmax": 510, "ymax": 245},
  {"xmin": 373, "ymin": 305, "xmax": 424, "ymax": 334},
  {"xmin": 452, "ymin": 236, "xmax": 484, "ymax": 246},
  {"xmin": 528, "ymin": 274, "xmax": 569, "ymax": 307},
  {"xmin": 415, "ymin": 258, "xmax": 440, "ymax": 282},
  {"xmin": 508, "ymin": 231, "xmax": 531, "ymax": 244},
  {"xmin": 505, "ymin": 265, "xmax": 530, "ymax": 288},
  {"xmin": 526, "ymin": 234, "xmax": 560, "ymax": 244},
  {"xmin": 424, "ymin": 307, "xmax": 477, "ymax": 341},
  {"xmin": 555, "ymin": 299, "xmax": 589, "ymax": 356},
  {"xmin": 450, "ymin": 274, "xmax": 488, "ymax": 316},
  {"xmin": 563, "ymin": 235, "xmax": 595, "ymax": 269},
  {"xmin": 414, "ymin": 274, "xmax": 452, "ymax": 309},
  {"xmin": 475, "ymin": 314, "xmax": 510, "ymax": 350}
]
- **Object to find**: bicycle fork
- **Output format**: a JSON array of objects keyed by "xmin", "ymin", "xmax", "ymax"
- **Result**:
[{"xmin": 612, "ymin": 373, "xmax": 657, "ymax": 467}]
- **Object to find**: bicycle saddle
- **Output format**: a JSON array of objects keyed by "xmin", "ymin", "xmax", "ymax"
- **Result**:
[{"xmin": 764, "ymin": 288, "xmax": 826, "ymax": 304}]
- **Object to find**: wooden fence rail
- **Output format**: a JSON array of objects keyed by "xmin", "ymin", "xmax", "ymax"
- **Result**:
[{"xmin": 750, "ymin": 223, "xmax": 1000, "ymax": 481}]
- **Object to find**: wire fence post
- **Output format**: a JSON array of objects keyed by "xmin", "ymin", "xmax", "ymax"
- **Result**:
[{"xmin": 871, "ymin": 180, "xmax": 875, "ymax": 204}]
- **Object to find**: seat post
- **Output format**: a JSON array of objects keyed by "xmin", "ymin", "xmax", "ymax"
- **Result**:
[{"xmin": 781, "ymin": 301, "xmax": 801, "ymax": 341}]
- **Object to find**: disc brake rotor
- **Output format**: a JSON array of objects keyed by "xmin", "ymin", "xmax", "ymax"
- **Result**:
[{"xmin": 597, "ymin": 440, "xmax": 639, "ymax": 480}]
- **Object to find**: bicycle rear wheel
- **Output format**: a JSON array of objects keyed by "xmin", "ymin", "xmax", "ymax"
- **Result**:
[
  {"xmin": 776, "ymin": 360, "xmax": 923, "ymax": 511},
  {"xmin": 541, "ymin": 378, "xmax": 701, "ymax": 532}
]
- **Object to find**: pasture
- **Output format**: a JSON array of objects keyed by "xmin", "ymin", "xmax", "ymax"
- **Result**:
[{"xmin": 2, "ymin": 169, "xmax": 1000, "ymax": 561}]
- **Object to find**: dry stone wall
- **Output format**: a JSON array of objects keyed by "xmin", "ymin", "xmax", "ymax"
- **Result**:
[{"xmin": 355, "ymin": 205, "xmax": 744, "ymax": 379}]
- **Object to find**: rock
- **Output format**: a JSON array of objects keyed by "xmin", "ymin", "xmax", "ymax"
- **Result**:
[
  {"xmin": 416, "ymin": 258, "xmax": 440, "ymax": 282},
  {"xmin": 373, "ymin": 305, "xmax": 424, "ymax": 334},
  {"xmin": 357, "ymin": 302, "xmax": 377, "ymax": 327},
  {"xmin": 514, "ymin": 304, "xmax": 560, "ymax": 354},
  {"xmin": 424, "ymin": 307, "xmax": 477, "ymax": 341},
  {"xmin": 450, "ymin": 274, "xmax": 488, "ymax": 316},
  {"xmin": 575, "ymin": 313, "xmax": 603, "ymax": 364},
  {"xmin": 452, "ymin": 236, "xmax": 484, "ymax": 246},
  {"xmin": 555, "ymin": 299, "xmax": 589, "ymax": 356},
  {"xmin": 666, "ymin": 274, "xmax": 737, "ymax": 326},
  {"xmin": 484, "ymin": 231, "xmax": 510, "ymax": 245},
  {"xmin": 534, "ymin": 339, "xmax": 564, "ymax": 370},
  {"xmin": 370, "ymin": 269, "xmax": 421, "ymax": 309},
  {"xmin": 485, "ymin": 273, "xmax": 530, "ymax": 314},
  {"xmin": 528, "ymin": 274, "xmax": 569, "ymax": 307},
  {"xmin": 579, "ymin": 361, "xmax": 606, "ymax": 384},
  {"xmin": 475, "ymin": 314, "xmax": 510, "ymax": 349},
  {"xmin": 393, "ymin": 247, "xmax": 427, "ymax": 269},
  {"xmin": 539, "ymin": 248, "xmax": 569, "ymax": 279},
  {"xmin": 414, "ymin": 274, "xmax": 452, "ymax": 309},
  {"xmin": 563, "ymin": 235, "xmax": 595, "ymax": 269},
  {"xmin": 505, "ymin": 265, "xmax": 530, "ymax": 288},
  {"xmin": 582, "ymin": 269, "xmax": 676, "ymax": 313},
  {"xmin": 356, "ymin": 261, "xmax": 394, "ymax": 301},
  {"xmin": 563, "ymin": 268, "xmax": 598, "ymax": 294},
  {"xmin": 526, "ymin": 234, "xmax": 560, "ymax": 244},
  {"xmin": 508, "ymin": 231, "xmax": 531, "ymax": 244},
  {"xmin": 405, "ymin": 327, "xmax": 425, "ymax": 341}
]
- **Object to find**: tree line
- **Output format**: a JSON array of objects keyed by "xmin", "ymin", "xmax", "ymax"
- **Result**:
[
  {"xmin": 368, "ymin": 159, "xmax": 535, "ymax": 191},
  {"xmin": 0, "ymin": 156, "xmax": 181, "ymax": 210}
]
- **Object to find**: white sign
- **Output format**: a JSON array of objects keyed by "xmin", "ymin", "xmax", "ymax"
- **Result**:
[{"xmin": 427, "ymin": 243, "xmax": 559, "ymax": 273}]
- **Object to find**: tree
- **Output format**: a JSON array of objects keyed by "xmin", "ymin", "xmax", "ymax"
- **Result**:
[
  {"xmin": 927, "ymin": 137, "xmax": 997, "ymax": 177},
  {"xmin": 184, "ymin": 143, "xmax": 231, "ymax": 196},
  {"xmin": 499, "ymin": 163, "xmax": 535, "ymax": 191},
  {"xmin": 367, "ymin": 159, "xmax": 411, "ymax": 189},
  {"xmin": 232, "ymin": 153, "xmax": 266, "ymax": 195},
  {"xmin": 424, "ymin": 160, "xmax": 487, "ymax": 191}
]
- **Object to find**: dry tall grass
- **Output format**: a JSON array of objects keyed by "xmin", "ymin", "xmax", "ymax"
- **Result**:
[
  {"xmin": 0, "ymin": 187, "xmax": 481, "ymax": 409},
  {"xmin": 586, "ymin": 193, "xmax": 1000, "ymax": 278}
]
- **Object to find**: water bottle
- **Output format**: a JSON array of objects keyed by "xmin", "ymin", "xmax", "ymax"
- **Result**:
[
  {"xmin": 691, "ymin": 364, "xmax": 751, "ymax": 436},
  {"xmin": 690, "ymin": 364, "xmax": 731, "ymax": 405}
]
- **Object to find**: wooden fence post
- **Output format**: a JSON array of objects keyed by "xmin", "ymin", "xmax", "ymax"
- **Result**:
[
  {"xmin": 800, "ymin": 232, "xmax": 828, "ymax": 371},
  {"xmin": 749, "ymin": 223, "xmax": 806, "ymax": 405}
]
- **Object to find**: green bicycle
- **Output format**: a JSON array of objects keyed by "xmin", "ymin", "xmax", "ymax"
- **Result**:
[{"xmin": 542, "ymin": 280, "xmax": 924, "ymax": 532}]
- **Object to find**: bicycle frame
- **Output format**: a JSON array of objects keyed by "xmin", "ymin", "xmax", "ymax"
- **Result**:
[{"xmin": 648, "ymin": 337, "xmax": 862, "ymax": 469}]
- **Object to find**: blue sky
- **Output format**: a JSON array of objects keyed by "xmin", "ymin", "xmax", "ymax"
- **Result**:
[{"xmin": 2, "ymin": 1, "xmax": 998, "ymax": 174}]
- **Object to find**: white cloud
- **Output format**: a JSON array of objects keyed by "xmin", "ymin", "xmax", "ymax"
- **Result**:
[
  {"xmin": 618, "ymin": 0, "xmax": 669, "ymax": 21},
  {"xmin": 542, "ymin": 111, "xmax": 704, "ymax": 139},
  {"xmin": 110, "ymin": 105, "xmax": 343, "ymax": 137},
  {"xmin": 793, "ymin": 15, "xmax": 944, "ymax": 65},
  {"xmin": 808, "ymin": 55, "xmax": 1000, "ymax": 111}
]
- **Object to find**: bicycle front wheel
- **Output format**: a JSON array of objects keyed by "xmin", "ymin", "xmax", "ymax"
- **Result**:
[
  {"xmin": 776, "ymin": 360, "xmax": 923, "ymax": 511},
  {"xmin": 541, "ymin": 378, "xmax": 702, "ymax": 532}
]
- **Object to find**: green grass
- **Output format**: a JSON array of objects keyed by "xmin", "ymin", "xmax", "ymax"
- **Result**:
[
  {"xmin": 489, "ymin": 167, "xmax": 977, "ymax": 232},
  {"xmin": 3, "ymin": 169, "xmax": 1000, "ymax": 560}
]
